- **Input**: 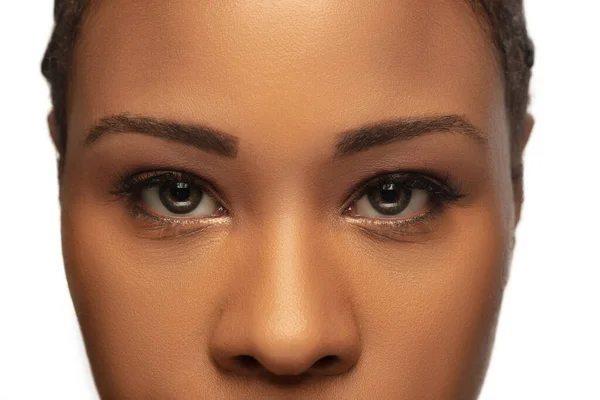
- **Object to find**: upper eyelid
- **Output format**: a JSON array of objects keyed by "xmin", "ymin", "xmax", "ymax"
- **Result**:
[
  {"xmin": 125, "ymin": 173, "xmax": 230, "ymax": 221},
  {"xmin": 339, "ymin": 172, "xmax": 453, "ymax": 210},
  {"xmin": 127, "ymin": 170, "xmax": 228, "ymax": 204}
]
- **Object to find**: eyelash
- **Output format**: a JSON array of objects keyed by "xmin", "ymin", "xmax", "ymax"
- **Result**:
[
  {"xmin": 340, "ymin": 169, "xmax": 465, "ymax": 231},
  {"xmin": 108, "ymin": 169, "xmax": 466, "ymax": 233},
  {"xmin": 109, "ymin": 170, "xmax": 228, "ymax": 227}
]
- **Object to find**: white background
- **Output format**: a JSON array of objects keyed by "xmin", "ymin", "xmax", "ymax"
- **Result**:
[{"xmin": 0, "ymin": 1, "xmax": 599, "ymax": 399}]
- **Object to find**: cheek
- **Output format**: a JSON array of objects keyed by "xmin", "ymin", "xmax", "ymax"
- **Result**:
[
  {"xmin": 347, "ymin": 209, "xmax": 510, "ymax": 397},
  {"xmin": 60, "ymin": 190, "xmax": 229, "ymax": 395}
]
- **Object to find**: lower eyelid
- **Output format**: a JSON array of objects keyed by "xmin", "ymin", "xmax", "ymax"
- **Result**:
[
  {"xmin": 131, "ymin": 201, "xmax": 224, "ymax": 224},
  {"xmin": 127, "ymin": 203, "xmax": 231, "ymax": 239},
  {"xmin": 344, "ymin": 211, "xmax": 431, "ymax": 226},
  {"xmin": 342, "ymin": 202, "xmax": 448, "ymax": 238}
]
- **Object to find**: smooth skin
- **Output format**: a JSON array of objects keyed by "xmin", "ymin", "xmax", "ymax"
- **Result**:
[{"xmin": 49, "ymin": 0, "xmax": 533, "ymax": 398}]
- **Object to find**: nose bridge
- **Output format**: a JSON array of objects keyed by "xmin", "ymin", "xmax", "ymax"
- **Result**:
[
  {"xmin": 248, "ymin": 177, "xmax": 333, "ymax": 307},
  {"xmin": 209, "ymin": 195, "xmax": 361, "ymax": 378},
  {"xmin": 253, "ymin": 206, "xmax": 331, "ymax": 342}
]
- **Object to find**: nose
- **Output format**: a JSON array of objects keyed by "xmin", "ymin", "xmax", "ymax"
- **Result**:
[
  {"xmin": 209, "ymin": 219, "xmax": 361, "ymax": 379},
  {"xmin": 209, "ymin": 274, "xmax": 361, "ymax": 378},
  {"xmin": 211, "ymin": 317, "xmax": 360, "ymax": 378}
]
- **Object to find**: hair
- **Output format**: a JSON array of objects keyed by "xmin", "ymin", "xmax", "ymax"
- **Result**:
[{"xmin": 41, "ymin": 0, "xmax": 534, "ymax": 176}]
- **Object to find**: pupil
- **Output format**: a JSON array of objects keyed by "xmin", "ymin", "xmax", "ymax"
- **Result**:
[
  {"xmin": 380, "ymin": 183, "xmax": 399, "ymax": 203},
  {"xmin": 171, "ymin": 182, "xmax": 190, "ymax": 202}
]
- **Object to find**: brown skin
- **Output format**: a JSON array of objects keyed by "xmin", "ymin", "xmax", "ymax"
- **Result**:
[{"xmin": 49, "ymin": 0, "xmax": 533, "ymax": 398}]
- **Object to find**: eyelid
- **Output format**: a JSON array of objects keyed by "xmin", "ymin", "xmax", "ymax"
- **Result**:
[
  {"xmin": 109, "ymin": 170, "xmax": 232, "ymax": 239},
  {"xmin": 345, "ymin": 209, "xmax": 442, "ymax": 241},
  {"xmin": 127, "ymin": 202, "xmax": 231, "ymax": 241},
  {"xmin": 109, "ymin": 167, "xmax": 464, "ymax": 240},
  {"xmin": 339, "ymin": 169, "xmax": 464, "ymax": 214},
  {"xmin": 343, "ymin": 197, "xmax": 438, "ymax": 235},
  {"xmin": 111, "ymin": 169, "xmax": 231, "ymax": 213}
]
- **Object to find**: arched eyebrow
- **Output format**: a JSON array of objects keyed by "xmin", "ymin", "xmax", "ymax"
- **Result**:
[
  {"xmin": 331, "ymin": 114, "xmax": 487, "ymax": 159},
  {"xmin": 83, "ymin": 113, "xmax": 486, "ymax": 159},
  {"xmin": 84, "ymin": 113, "xmax": 240, "ymax": 158}
]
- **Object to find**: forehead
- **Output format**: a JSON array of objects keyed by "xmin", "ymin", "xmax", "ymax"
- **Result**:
[{"xmin": 68, "ymin": 0, "xmax": 505, "ymax": 150}]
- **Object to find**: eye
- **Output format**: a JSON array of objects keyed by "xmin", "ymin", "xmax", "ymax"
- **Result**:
[
  {"xmin": 344, "ymin": 171, "xmax": 464, "ymax": 222},
  {"xmin": 353, "ymin": 182, "xmax": 429, "ymax": 219},
  {"xmin": 141, "ymin": 179, "xmax": 223, "ymax": 218},
  {"xmin": 111, "ymin": 171, "xmax": 227, "ymax": 220}
]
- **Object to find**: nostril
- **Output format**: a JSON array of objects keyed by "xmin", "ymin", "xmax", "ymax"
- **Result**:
[
  {"xmin": 312, "ymin": 355, "xmax": 339, "ymax": 369},
  {"xmin": 233, "ymin": 354, "xmax": 340, "ymax": 374},
  {"xmin": 235, "ymin": 355, "xmax": 261, "ymax": 370}
]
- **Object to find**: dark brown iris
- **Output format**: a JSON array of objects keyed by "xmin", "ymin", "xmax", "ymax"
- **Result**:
[
  {"xmin": 158, "ymin": 181, "xmax": 203, "ymax": 214},
  {"xmin": 367, "ymin": 182, "xmax": 411, "ymax": 215}
]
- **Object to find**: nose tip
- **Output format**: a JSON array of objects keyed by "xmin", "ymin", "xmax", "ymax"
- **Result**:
[
  {"xmin": 246, "ymin": 337, "xmax": 356, "ymax": 376},
  {"xmin": 210, "ymin": 321, "xmax": 361, "ymax": 378}
]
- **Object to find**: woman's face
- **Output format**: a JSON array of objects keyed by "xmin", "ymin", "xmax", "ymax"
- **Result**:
[{"xmin": 54, "ymin": 0, "xmax": 527, "ymax": 398}]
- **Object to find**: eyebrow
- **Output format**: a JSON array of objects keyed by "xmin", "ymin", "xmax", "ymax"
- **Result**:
[
  {"xmin": 331, "ymin": 114, "xmax": 487, "ymax": 158},
  {"xmin": 83, "ymin": 113, "xmax": 486, "ymax": 159},
  {"xmin": 84, "ymin": 113, "xmax": 240, "ymax": 158}
]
